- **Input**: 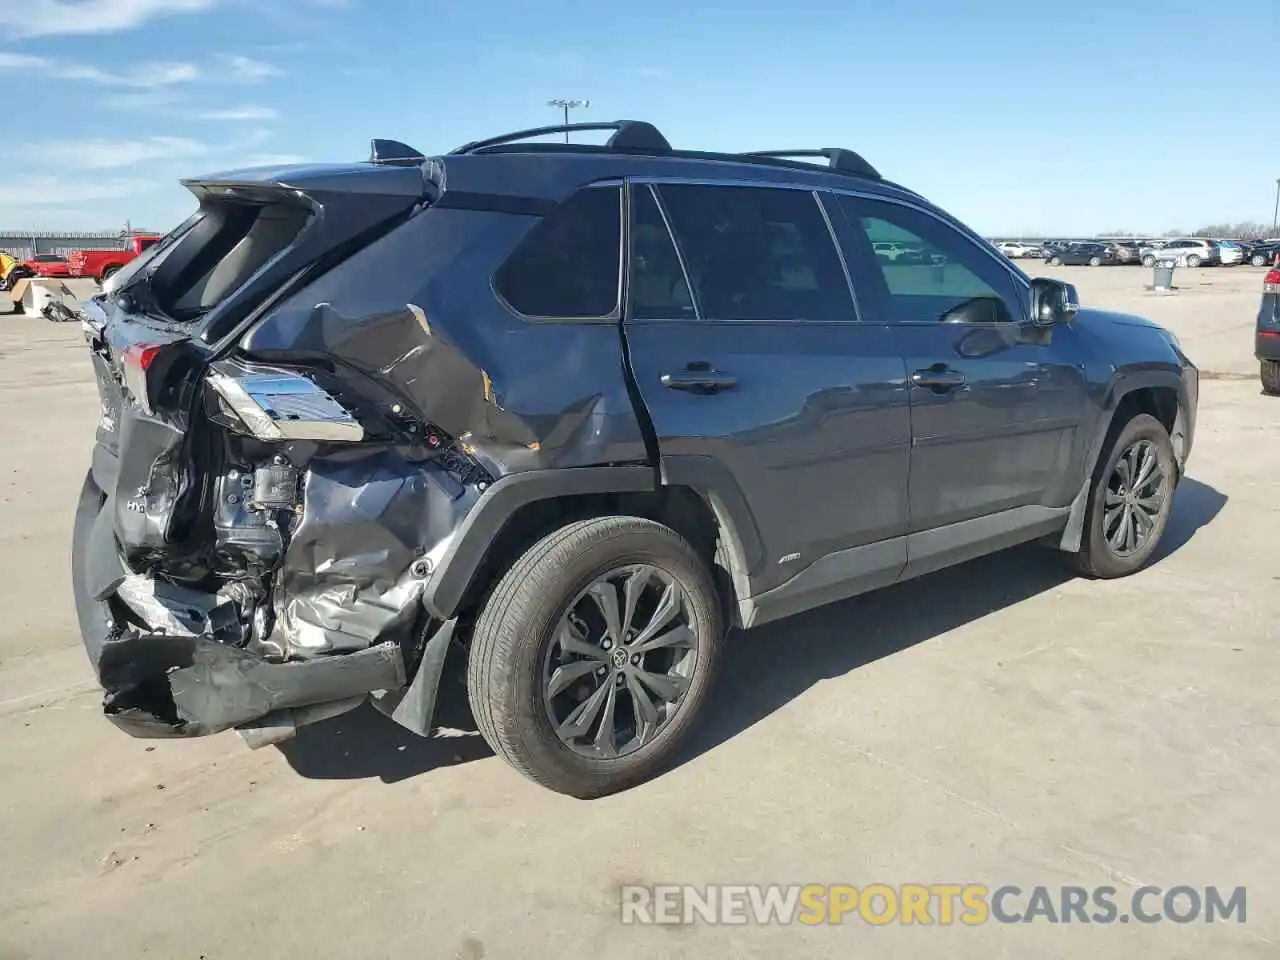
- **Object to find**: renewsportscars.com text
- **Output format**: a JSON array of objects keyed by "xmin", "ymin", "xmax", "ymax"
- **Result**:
[{"xmin": 620, "ymin": 884, "xmax": 1247, "ymax": 926}]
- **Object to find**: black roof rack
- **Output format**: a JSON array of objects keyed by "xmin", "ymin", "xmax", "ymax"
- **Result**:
[
  {"xmin": 450, "ymin": 120, "xmax": 672, "ymax": 155},
  {"xmin": 369, "ymin": 138, "xmax": 426, "ymax": 166},
  {"xmin": 739, "ymin": 148, "xmax": 880, "ymax": 179}
]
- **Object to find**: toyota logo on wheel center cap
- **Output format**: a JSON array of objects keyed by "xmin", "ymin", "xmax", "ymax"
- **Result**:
[{"xmin": 611, "ymin": 647, "xmax": 629, "ymax": 669}]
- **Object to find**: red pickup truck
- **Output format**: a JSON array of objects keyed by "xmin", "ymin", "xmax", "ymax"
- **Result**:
[{"xmin": 68, "ymin": 234, "xmax": 162, "ymax": 282}]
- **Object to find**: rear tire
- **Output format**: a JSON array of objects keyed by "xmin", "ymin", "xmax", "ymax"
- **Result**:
[
  {"xmin": 101, "ymin": 266, "xmax": 119, "ymax": 283},
  {"xmin": 1067, "ymin": 413, "xmax": 1177, "ymax": 579},
  {"xmin": 1262, "ymin": 359, "xmax": 1280, "ymax": 396},
  {"xmin": 1089, "ymin": 256, "xmax": 1102, "ymax": 267},
  {"xmin": 1253, "ymin": 254, "xmax": 1268, "ymax": 267},
  {"xmin": 467, "ymin": 516, "xmax": 723, "ymax": 798},
  {"xmin": 1186, "ymin": 254, "xmax": 1202, "ymax": 268},
  {"xmin": 1142, "ymin": 255, "xmax": 1157, "ymax": 267}
]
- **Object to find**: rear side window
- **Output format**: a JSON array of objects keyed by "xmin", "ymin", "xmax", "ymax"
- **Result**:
[
  {"xmin": 654, "ymin": 184, "xmax": 853, "ymax": 322},
  {"xmin": 494, "ymin": 185, "xmax": 622, "ymax": 318}
]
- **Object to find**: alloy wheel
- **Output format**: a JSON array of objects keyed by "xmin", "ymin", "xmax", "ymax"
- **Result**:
[
  {"xmin": 542, "ymin": 565, "xmax": 699, "ymax": 759},
  {"xmin": 1102, "ymin": 439, "xmax": 1169, "ymax": 557}
]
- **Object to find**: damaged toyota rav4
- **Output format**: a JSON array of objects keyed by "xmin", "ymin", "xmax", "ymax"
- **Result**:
[{"xmin": 72, "ymin": 120, "xmax": 1198, "ymax": 798}]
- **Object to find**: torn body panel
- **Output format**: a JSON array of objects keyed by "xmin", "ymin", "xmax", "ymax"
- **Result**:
[
  {"xmin": 71, "ymin": 160, "xmax": 657, "ymax": 744},
  {"xmin": 239, "ymin": 204, "xmax": 650, "ymax": 473},
  {"xmin": 273, "ymin": 450, "xmax": 481, "ymax": 656}
]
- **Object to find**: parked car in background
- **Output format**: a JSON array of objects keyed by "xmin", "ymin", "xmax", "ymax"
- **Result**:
[
  {"xmin": 68, "ymin": 234, "xmax": 162, "ymax": 283},
  {"xmin": 3, "ymin": 253, "xmax": 73, "ymax": 288},
  {"xmin": 1106, "ymin": 240, "xmax": 1143, "ymax": 264},
  {"xmin": 872, "ymin": 240, "xmax": 907, "ymax": 261},
  {"xmin": 1047, "ymin": 241, "xmax": 1116, "ymax": 266},
  {"xmin": 1216, "ymin": 240, "xmax": 1245, "ymax": 266},
  {"xmin": 1141, "ymin": 239, "xmax": 1219, "ymax": 268},
  {"xmin": 1248, "ymin": 239, "xmax": 1280, "ymax": 267},
  {"xmin": 1257, "ymin": 266, "xmax": 1280, "ymax": 394},
  {"xmin": 998, "ymin": 241, "xmax": 1040, "ymax": 259}
]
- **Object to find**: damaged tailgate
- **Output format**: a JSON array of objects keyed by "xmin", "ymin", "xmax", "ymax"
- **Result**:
[{"xmin": 73, "ymin": 159, "xmax": 454, "ymax": 737}]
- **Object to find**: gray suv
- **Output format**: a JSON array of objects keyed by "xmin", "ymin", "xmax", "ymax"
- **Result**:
[{"xmin": 71, "ymin": 121, "xmax": 1198, "ymax": 797}]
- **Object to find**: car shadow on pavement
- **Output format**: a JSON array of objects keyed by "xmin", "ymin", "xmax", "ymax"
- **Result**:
[
  {"xmin": 278, "ymin": 477, "xmax": 1226, "ymax": 785},
  {"xmin": 1149, "ymin": 476, "xmax": 1227, "ymax": 563},
  {"xmin": 680, "ymin": 475, "xmax": 1227, "ymax": 769},
  {"xmin": 277, "ymin": 665, "xmax": 493, "ymax": 783}
]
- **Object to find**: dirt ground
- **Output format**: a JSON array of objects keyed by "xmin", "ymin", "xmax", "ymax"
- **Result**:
[{"xmin": 1, "ymin": 267, "xmax": 1276, "ymax": 959}]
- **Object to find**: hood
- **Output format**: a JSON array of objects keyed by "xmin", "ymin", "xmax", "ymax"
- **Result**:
[{"xmin": 1072, "ymin": 307, "xmax": 1167, "ymax": 333}]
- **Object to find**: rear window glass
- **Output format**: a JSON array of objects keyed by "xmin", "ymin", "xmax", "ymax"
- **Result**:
[
  {"xmin": 162, "ymin": 202, "xmax": 312, "ymax": 318},
  {"xmin": 494, "ymin": 185, "xmax": 622, "ymax": 318}
]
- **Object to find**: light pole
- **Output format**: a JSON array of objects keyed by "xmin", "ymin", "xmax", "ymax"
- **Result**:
[
  {"xmin": 547, "ymin": 98, "xmax": 589, "ymax": 141},
  {"xmin": 1273, "ymin": 178, "xmax": 1280, "ymax": 232}
]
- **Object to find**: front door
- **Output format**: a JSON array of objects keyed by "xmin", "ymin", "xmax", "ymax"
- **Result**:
[
  {"xmin": 622, "ymin": 181, "xmax": 912, "ymax": 598},
  {"xmin": 832, "ymin": 194, "xmax": 1089, "ymax": 542}
]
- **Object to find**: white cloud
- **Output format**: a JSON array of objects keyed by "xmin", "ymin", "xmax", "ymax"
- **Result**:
[
  {"xmin": 199, "ymin": 104, "xmax": 278, "ymax": 121},
  {"xmin": 0, "ymin": 174, "xmax": 151, "ymax": 205},
  {"xmin": 13, "ymin": 135, "xmax": 210, "ymax": 169},
  {"xmin": 0, "ymin": 52, "xmax": 199, "ymax": 88},
  {"xmin": 0, "ymin": 0, "xmax": 217, "ymax": 38},
  {"xmin": 221, "ymin": 54, "xmax": 281, "ymax": 82},
  {"xmin": 102, "ymin": 88, "xmax": 183, "ymax": 111}
]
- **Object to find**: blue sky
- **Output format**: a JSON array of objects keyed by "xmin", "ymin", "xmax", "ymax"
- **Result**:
[{"xmin": 0, "ymin": 0, "xmax": 1275, "ymax": 235}]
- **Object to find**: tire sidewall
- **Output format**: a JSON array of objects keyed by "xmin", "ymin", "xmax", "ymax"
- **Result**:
[
  {"xmin": 484, "ymin": 520, "xmax": 722, "ymax": 794},
  {"xmin": 1082, "ymin": 414, "xmax": 1176, "ymax": 577},
  {"xmin": 1262, "ymin": 360, "xmax": 1280, "ymax": 396}
]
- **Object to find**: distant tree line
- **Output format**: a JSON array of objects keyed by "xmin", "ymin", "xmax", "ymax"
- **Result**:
[{"xmin": 1098, "ymin": 223, "xmax": 1274, "ymax": 240}]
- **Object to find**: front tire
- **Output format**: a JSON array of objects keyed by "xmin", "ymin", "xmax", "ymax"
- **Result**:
[
  {"xmin": 101, "ymin": 266, "xmax": 119, "ymax": 283},
  {"xmin": 1067, "ymin": 413, "xmax": 1177, "ymax": 579},
  {"xmin": 1142, "ymin": 255, "xmax": 1157, "ymax": 267},
  {"xmin": 1253, "ymin": 254, "xmax": 1269, "ymax": 267},
  {"xmin": 1262, "ymin": 359, "xmax": 1280, "ymax": 396},
  {"xmin": 467, "ymin": 516, "xmax": 724, "ymax": 798},
  {"xmin": 1089, "ymin": 256, "xmax": 1102, "ymax": 267},
  {"xmin": 1051, "ymin": 256, "xmax": 1063, "ymax": 266}
]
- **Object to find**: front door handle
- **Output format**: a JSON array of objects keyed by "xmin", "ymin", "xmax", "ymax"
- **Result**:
[
  {"xmin": 911, "ymin": 367, "xmax": 967, "ymax": 392},
  {"xmin": 661, "ymin": 370, "xmax": 738, "ymax": 393}
]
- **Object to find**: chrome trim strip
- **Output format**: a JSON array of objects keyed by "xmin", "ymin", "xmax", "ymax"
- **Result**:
[{"xmin": 813, "ymin": 190, "xmax": 863, "ymax": 322}]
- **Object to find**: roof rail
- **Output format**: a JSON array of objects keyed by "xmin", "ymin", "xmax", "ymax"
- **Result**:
[
  {"xmin": 450, "ymin": 120, "xmax": 671, "ymax": 155},
  {"xmin": 739, "ymin": 148, "xmax": 880, "ymax": 180},
  {"xmin": 370, "ymin": 138, "xmax": 426, "ymax": 166}
]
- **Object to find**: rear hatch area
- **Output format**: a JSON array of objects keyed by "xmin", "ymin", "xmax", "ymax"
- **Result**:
[{"xmin": 73, "ymin": 159, "xmax": 470, "ymax": 739}]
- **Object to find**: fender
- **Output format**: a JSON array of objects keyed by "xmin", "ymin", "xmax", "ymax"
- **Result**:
[
  {"xmin": 1057, "ymin": 366, "xmax": 1192, "ymax": 553},
  {"xmin": 660, "ymin": 454, "xmax": 767, "ymax": 627},
  {"xmin": 421, "ymin": 464, "xmax": 655, "ymax": 619}
]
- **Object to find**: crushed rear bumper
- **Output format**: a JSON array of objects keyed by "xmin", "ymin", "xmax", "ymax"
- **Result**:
[{"xmin": 73, "ymin": 469, "xmax": 406, "ymax": 738}]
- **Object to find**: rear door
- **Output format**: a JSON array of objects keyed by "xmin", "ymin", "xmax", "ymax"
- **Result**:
[
  {"xmin": 622, "ymin": 180, "xmax": 912, "ymax": 605},
  {"xmin": 832, "ymin": 193, "xmax": 1089, "ymax": 558}
]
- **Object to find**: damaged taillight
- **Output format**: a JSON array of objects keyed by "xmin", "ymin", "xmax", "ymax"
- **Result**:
[
  {"xmin": 206, "ymin": 358, "xmax": 364, "ymax": 442},
  {"xmin": 121, "ymin": 343, "xmax": 164, "ymax": 414}
]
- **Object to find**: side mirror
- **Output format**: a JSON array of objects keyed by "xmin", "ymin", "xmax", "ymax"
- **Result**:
[{"xmin": 1029, "ymin": 277, "xmax": 1080, "ymax": 326}]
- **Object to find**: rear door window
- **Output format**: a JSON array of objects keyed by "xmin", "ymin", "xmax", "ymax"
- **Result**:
[
  {"xmin": 628, "ymin": 184, "xmax": 695, "ymax": 320},
  {"xmin": 653, "ymin": 184, "xmax": 854, "ymax": 322},
  {"xmin": 494, "ymin": 185, "xmax": 622, "ymax": 319}
]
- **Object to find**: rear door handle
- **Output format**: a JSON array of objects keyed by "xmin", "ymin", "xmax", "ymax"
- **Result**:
[
  {"xmin": 661, "ymin": 370, "xmax": 738, "ymax": 392},
  {"xmin": 911, "ymin": 367, "xmax": 967, "ymax": 391}
]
